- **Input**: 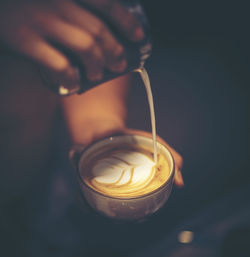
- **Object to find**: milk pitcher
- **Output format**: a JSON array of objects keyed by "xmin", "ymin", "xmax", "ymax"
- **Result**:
[{"xmin": 40, "ymin": 0, "xmax": 152, "ymax": 96}]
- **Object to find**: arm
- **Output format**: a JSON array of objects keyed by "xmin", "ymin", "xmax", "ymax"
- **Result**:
[{"xmin": 61, "ymin": 74, "xmax": 131, "ymax": 145}]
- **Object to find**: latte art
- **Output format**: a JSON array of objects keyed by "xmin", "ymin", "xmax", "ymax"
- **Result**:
[
  {"xmin": 82, "ymin": 147, "xmax": 170, "ymax": 198},
  {"xmin": 92, "ymin": 150, "xmax": 155, "ymax": 191}
]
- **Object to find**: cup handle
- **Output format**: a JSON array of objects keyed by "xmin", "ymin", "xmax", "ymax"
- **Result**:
[{"xmin": 69, "ymin": 144, "xmax": 86, "ymax": 171}]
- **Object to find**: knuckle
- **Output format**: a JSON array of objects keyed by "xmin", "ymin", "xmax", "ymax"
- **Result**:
[
  {"xmin": 93, "ymin": 23, "xmax": 105, "ymax": 39},
  {"xmin": 54, "ymin": 60, "xmax": 70, "ymax": 74},
  {"xmin": 82, "ymin": 44, "xmax": 104, "ymax": 66},
  {"xmin": 74, "ymin": 34, "xmax": 95, "ymax": 52},
  {"xmin": 83, "ymin": 36, "xmax": 95, "ymax": 51},
  {"xmin": 48, "ymin": 54, "xmax": 71, "ymax": 73}
]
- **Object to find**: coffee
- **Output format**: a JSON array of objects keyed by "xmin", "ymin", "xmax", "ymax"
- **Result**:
[
  {"xmin": 73, "ymin": 67, "xmax": 175, "ymax": 219},
  {"xmin": 80, "ymin": 144, "xmax": 170, "ymax": 198}
]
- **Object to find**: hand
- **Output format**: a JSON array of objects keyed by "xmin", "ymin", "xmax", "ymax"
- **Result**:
[
  {"xmin": 61, "ymin": 74, "xmax": 184, "ymax": 188},
  {"xmin": 0, "ymin": 0, "xmax": 144, "ymax": 84},
  {"xmin": 68, "ymin": 124, "xmax": 184, "ymax": 188}
]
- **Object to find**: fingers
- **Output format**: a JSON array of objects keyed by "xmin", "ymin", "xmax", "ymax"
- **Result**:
[
  {"xmin": 32, "ymin": 0, "xmax": 142, "ymax": 82},
  {"xmin": 54, "ymin": 0, "xmax": 127, "ymax": 74},
  {"xmin": 35, "ymin": 13, "xmax": 105, "ymax": 81},
  {"xmin": 15, "ymin": 32, "xmax": 68, "ymax": 72},
  {"xmin": 166, "ymin": 145, "xmax": 184, "ymax": 187},
  {"xmin": 0, "ymin": 0, "xmax": 143, "ymax": 86},
  {"xmin": 79, "ymin": 0, "xmax": 144, "ymax": 41},
  {"xmin": 15, "ymin": 30, "xmax": 81, "ymax": 89}
]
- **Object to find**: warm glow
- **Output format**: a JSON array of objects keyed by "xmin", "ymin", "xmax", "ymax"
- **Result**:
[
  {"xmin": 178, "ymin": 230, "xmax": 194, "ymax": 244},
  {"xmin": 59, "ymin": 85, "xmax": 69, "ymax": 95}
]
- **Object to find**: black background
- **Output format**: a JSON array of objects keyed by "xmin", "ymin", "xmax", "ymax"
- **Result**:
[{"xmin": 124, "ymin": 1, "xmax": 250, "ymax": 256}]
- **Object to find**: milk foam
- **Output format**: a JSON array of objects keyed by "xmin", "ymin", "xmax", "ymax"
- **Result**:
[
  {"xmin": 83, "ymin": 147, "xmax": 170, "ymax": 198},
  {"xmin": 92, "ymin": 150, "xmax": 155, "ymax": 188}
]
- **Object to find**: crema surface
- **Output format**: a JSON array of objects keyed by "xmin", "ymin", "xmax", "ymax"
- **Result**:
[{"xmin": 82, "ymin": 147, "xmax": 170, "ymax": 198}]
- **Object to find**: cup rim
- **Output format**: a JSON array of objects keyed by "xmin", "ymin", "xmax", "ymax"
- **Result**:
[{"xmin": 76, "ymin": 134, "xmax": 175, "ymax": 200}]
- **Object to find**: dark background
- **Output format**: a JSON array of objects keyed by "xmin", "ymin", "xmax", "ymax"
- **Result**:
[
  {"xmin": 130, "ymin": 0, "xmax": 250, "ymax": 205},
  {"xmin": 125, "ymin": 1, "xmax": 250, "ymax": 256}
]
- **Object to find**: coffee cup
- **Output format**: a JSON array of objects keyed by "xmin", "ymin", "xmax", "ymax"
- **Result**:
[{"xmin": 70, "ymin": 134, "xmax": 174, "ymax": 221}]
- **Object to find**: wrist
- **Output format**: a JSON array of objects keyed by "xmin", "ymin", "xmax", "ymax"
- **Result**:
[{"xmin": 68, "ymin": 117, "xmax": 126, "ymax": 146}]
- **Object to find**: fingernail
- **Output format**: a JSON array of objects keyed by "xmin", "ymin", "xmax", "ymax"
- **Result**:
[
  {"xmin": 88, "ymin": 72, "xmax": 103, "ymax": 82},
  {"xmin": 110, "ymin": 60, "xmax": 127, "ymax": 73},
  {"xmin": 133, "ymin": 26, "xmax": 144, "ymax": 41},
  {"xmin": 65, "ymin": 66, "xmax": 81, "ymax": 82}
]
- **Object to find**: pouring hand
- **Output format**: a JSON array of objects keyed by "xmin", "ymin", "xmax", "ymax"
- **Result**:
[{"xmin": 0, "ymin": 0, "xmax": 143, "ymax": 85}]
